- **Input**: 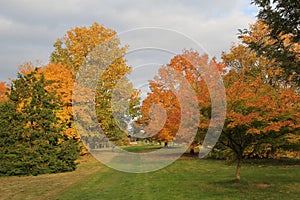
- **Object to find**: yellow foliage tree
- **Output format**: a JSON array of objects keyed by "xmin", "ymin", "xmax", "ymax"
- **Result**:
[
  {"xmin": 50, "ymin": 22, "xmax": 116, "ymax": 74},
  {"xmin": 50, "ymin": 22, "xmax": 140, "ymax": 145},
  {"xmin": 42, "ymin": 63, "xmax": 77, "ymax": 140}
]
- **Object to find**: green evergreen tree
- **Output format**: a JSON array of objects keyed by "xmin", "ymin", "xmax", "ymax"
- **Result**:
[{"xmin": 0, "ymin": 70, "xmax": 79, "ymax": 176}]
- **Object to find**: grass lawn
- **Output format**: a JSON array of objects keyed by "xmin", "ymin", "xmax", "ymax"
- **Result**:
[{"xmin": 0, "ymin": 146, "xmax": 299, "ymax": 200}]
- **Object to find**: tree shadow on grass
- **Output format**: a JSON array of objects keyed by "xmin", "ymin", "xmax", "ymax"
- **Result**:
[
  {"xmin": 212, "ymin": 179, "xmax": 250, "ymax": 187},
  {"xmin": 243, "ymin": 158, "xmax": 300, "ymax": 166}
]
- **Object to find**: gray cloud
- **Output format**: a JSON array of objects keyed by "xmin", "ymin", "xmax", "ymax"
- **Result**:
[{"xmin": 0, "ymin": 0, "xmax": 257, "ymax": 81}]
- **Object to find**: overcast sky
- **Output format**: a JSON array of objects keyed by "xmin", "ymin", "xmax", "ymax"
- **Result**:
[{"xmin": 0, "ymin": 0, "xmax": 258, "ymax": 82}]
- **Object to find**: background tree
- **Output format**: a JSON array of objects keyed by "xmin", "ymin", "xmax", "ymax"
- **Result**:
[
  {"xmin": 138, "ymin": 50, "xmax": 225, "ymax": 148},
  {"xmin": 243, "ymin": 0, "xmax": 300, "ymax": 85},
  {"xmin": 0, "ymin": 70, "xmax": 79, "ymax": 176},
  {"xmin": 140, "ymin": 84, "xmax": 180, "ymax": 144}
]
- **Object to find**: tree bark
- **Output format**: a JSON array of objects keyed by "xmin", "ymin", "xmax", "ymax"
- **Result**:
[{"xmin": 236, "ymin": 159, "xmax": 242, "ymax": 181}]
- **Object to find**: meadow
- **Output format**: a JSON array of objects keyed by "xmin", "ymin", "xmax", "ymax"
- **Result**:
[{"xmin": 0, "ymin": 146, "xmax": 299, "ymax": 200}]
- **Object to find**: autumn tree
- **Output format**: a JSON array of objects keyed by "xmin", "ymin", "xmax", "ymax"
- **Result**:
[
  {"xmin": 140, "ymin": 83, "xmax": 181, "ymax": 144},
  {"xmin": 0, "ymin": 70, "xmax": 79, "ymax": 176},
  {"xmin": 138, "ymin": 50, "xmax": 225, "ymax": 148},
  {"xmin": 235, "ymin": 21, "xmax": 300, "ymax": 155},
  {"xmin": 219, "ymin": 44, "xmax": 300, "ymax": 181},
  {"xmin": 53, "ymin": 24, "xmax": 141, "ymax": 145},
  {"xmin": 49, "ymin": 23, "xmax": 117, "ymax": 142}
]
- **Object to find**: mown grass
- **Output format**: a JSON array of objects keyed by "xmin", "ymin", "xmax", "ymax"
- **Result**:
[{"xmin": 0, "ymin": 147, "xmax": 299, "ymax": 200}]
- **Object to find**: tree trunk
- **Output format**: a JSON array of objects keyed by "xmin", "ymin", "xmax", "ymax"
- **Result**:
[
  {"xmin": 236, "ymin": 159, "xmax": 242, "ymax": 181},
  {"xmin": 190, "ymin": 148, "xmax": 195, "ymax": 155},
  {"xmin": 164, "ymin": 142, "xmax": 168, "ymax": 148}
]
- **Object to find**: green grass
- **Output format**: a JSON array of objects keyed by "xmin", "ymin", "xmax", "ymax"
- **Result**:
[{"xmin": 0, "ymin": 152, "xmax": 299, "ymax": 200}]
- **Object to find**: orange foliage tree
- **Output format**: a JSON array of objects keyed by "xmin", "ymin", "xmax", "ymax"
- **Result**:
[
  {"xmin": 219, "ymin": 44, "xmax": 300, "ymax": 180},
  {"xmin": 138, "ymin": 50, "xmax": 225, "ymax": 147}
]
